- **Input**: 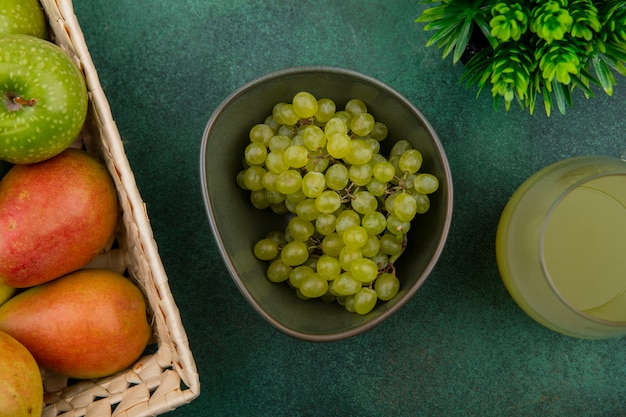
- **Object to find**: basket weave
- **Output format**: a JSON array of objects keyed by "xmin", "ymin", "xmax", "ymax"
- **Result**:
[{"xmin": 36, "ymin": 0, "xmax": 201, "ymax": 416}]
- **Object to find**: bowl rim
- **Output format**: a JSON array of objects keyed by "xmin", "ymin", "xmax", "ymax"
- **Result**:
[{"xmin": 200, "ymin": 65, "xmax": 454, "ymax": 342}]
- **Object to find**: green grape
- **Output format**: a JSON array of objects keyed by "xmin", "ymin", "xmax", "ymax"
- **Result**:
[
  {"xmin": 345, "ymin": 98, "xmax": 367, "ymax": 115},
  {"xmin": 350, "ymin": 112, "xmax": 375, "ymax": 137},
  {"xmin": 302, "ymin": 125, "xmax": 326, "ymax": 151},
  {"xmin": 364, "ymin": 138, "xmax": 380, "ymax": 155},
  {"xmin": 244, "ymin": 142, "xmax": 267, "ymax": 166},
  {"xmin": 390, "ymin": 139, "xmax": 413, "ymax": 157},
  {"xmin": 333, "ymin": 110, "xmax": 352, "ymax": 127},
  {"xmin": 275, "ymin": 169, "xmax": 302, "ymax": 195},
  {"xmin": 326, "ymin": 133, "xmax": 351, "ymax": 159},
  {"xmin": 316, "ymin": 254, "xmax": 342, "ymax": 280},
  {"xmin": 295, "ymin": 198, "xmax": 321, "ymax": 221},
  {"xmin": 333, "ymin": 272, "xmax": 361, "ymax": 296},
  {"xmin": 276, "ymin": 103, "xmax": 300, "ymax": 125},
  {"xmin": 270, "ymin": 202, "xmax": 288, "ymax": 214},
  {"xmin": 249, "ymin": 123, "xmax": 274, "ymax": 145},
  {"xmin": 315, "ymin": 98, "xmax": 337, "ymax": 123},
  {"xmin": 269, "ymin": 135, "xmax": 291, "ymax": 151},
  {"xmin": 361, "ymin": 211, "xmax": 387, "ymax": 235},
  {"xmin": 285, "ymin": 188, "xmax": 306, "ymax": 203},
  {"xmin": 266, "ymin": 150, "xmax": 289, "ymax": 173},
  {"xmin": 304, "ymin": 254, "xmax": 319, "ymax": 270},
  {"xmin": 413, "ymin": 173, "xmax": 439, "ymax": 194},
  {"xmin": 386, "ymin": 213, "xmax": 411, "ymax": 235},
  {"xmin": 266, "ymin": 259, "xmax": 292, "ymax": 283},
  {"xmin": 264, "ymin": 115, "xmax": 280, "ymax": 133},
  {"xmin": 295, "ymin": 289, "xmax": 310, "ymax": 300},
  {"xmin": 281, "ymin": 240, "xmax": 310, "ymax": 266},
  {"xmin": 325, "ymin": 163, "xmax": 350, "ymax": 191},
  {"xmin": 379, "ymin": 233, "xmax": 404, "ymax": 256},
  {"xmin": 287, "ymin": 216, "xmax": 315, "ymax": 241},
  {"xmin": 389, "ymin": 155, "xmax": 403, "ymax": 180},
  {"xmin": 342, "ymin": 225, "xmax": 369, "ymax": 249},
  {"xmin": 283, "ymin": 144, "xmax": 309, "ymax": 168},
  {"xmin": 321, "ymin": 232, "xmax": 345, "ymax": 257},
  {"xmin": 350, "ymin": 258, "xmax": 378, "ymax": 283},
  {"xmin": 262, "ymin": 171, "xmax": 279, "ymax": 192},
  {"xmin": 335, "ymin": 209, "xmax": 361, "ymax": 234},
  {"xmin": 265, "ymin": 190, "xmax": 285, "ymax": 205},
  {"xmin": 314, "ymin": 98, "xmax": 336, "ymax": 123},
  {"xmin": 348, "ymin": 164, "xmax": 373, "ymax": 186},
  {"xmin": 253, "ymin": 238, "xmax": 279, "ymax": 260},
  {"xmin": 291, "ymin": 135, "xmax": 304, "ymax": 147},
  {"xmin": 393, "ymin": 192, "xmax": 418, "ymax": 222},
  {"xmin": 315, "ymin": 213, "xmax": 337, "ymax": 236},
  {"xmin": 236, "ymin": 170, "xmax": 247, "ymax": 190},
  {"xmin": 266, "ymin": 230, "xmax": 287, "ymax": 246},
  {"xmin": 343, "ymin": 294, "xmax": 356, "ymax": 313},
  {"xmin": 277, "ymin": 124, "xmax": 293, "ymax": 138},
  {"xmin": 242, "ymin": 95, "xmax": 435, "ymax": 314},
  {"xmin": 353, "ymin": 288, "xmax": 377, "ymax": 314},
  {"xmin": 373, "ymin": 160, "xmax": 396, "ymax": 182},
  {"xmin": 305, "ymin": 151, "xmax": 329, "ymax": 172},
  {"xmin": 367, "ymin": 179, "xmax": 387, "ymax": 197},
  {"xmin": 361, "ymin": 235, "xmax": 381, "ymax": 258},
  {"xmin": 339, "ymin": 246, "xmax": 362, "ymax": 271},
  {"xmin": 300, "ymin": 273, "xmax": 329, "ymax": 298},
  {"xmin": 301, "ymin": 171, "xmax": 326, "ymax": 198},
  {"xmin": 242, "ymin": 166, "xmax": 266, "ymax": 191},
  {"xmin": 403, "ymin": 173, "xmax": 417, "ymax": 192},
  {"xmin": 272, "ymin": 103, "xmax": 289, "ymax": 125},
  {"xmin": 324, "ymin": 117, "xmax": 348, "ymax": 136},
  {"xmin": 374, "ymin": 272, "xmax": 400, "ymax": 301},
  {"xmin": 288, "ymin": 265, "xmax": 314, "ymax": 288},
  {"xmin": 315, "ymin": 190, "xmax": 342, "ymax": 214},
  {"xmin": 413, "ymin": 193, "xmax": 430, "ymax": 214},
  {"xmin": 344, "ymin": 139, "xmax": 373, "ymax": 165},
  {"xmin": 398, "ymin": 149, "xmax": 423, "ymax": 174},
  {"xmin": 351, "ymin": 190, "xmax": 378, "ymax": 215},
  {"xmin": 384, "ymin": 192, "xmax": 397, "ymax": 213},
  {"xmin": 292, "ymin": 91, "xmax": 319, "ymax": 119},
  {"xmin": 370, "ymin": 121, "xmax": 388, "ymax": 141},
  {"xmin": 371, "ymin": 251, "xmax": 389, "ymax": 270}
]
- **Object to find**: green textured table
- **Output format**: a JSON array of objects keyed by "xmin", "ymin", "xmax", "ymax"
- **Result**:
[{"xmin": 73, "ymin": 1, "xmax": 626, "ymax": 416}]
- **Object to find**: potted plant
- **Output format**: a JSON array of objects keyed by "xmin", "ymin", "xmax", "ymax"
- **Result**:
[{"xmin": 415, "ymin": 0, "xmax": 626, "ymax": 116}]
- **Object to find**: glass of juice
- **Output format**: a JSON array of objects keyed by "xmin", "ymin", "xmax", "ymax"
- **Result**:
[{"xmin": 496, "ymin": 155, "xmax": 626, "ymax": 338}]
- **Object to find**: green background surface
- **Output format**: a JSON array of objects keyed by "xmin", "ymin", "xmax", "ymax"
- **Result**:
[{"xmin": 72, "ymin": 1, "xmax": 626, "ymax": 416}]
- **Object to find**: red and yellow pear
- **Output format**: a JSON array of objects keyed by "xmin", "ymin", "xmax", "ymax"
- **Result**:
[
  {"xmin": 0, "ymin": 330, "xmax": 43, "ymax": 417},
  {"xmin": 0, "ymin": 148, "xmax": 118, "ymax": 288},
  {"xmin": 0, "ymin": 269, "xmax": 152, "ymax": 379}
]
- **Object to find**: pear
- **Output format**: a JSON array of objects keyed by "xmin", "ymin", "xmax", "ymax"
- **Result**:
[
  {"xmin": 0, "ymin": 148, "xmax": 118, "ymax": 288},
  {"xmin": 0, "ymin": 281, "xmax": 16, "ymax": 305},
  {"xmin": 0, "ymin": 330, "xmax": 43, "ymax": 417},
  {"xmin": 0, "ymin": 269, "xmax": 152, "ymax": 379}
]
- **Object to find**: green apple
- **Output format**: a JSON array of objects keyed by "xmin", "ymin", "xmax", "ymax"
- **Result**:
[
  {"xmin": 0, "ymin": 0, "xmax": 47, "ymax": 38},
  {"xmin": 0, "ymin": 34, "xmax": 88, "ymax": 164}
]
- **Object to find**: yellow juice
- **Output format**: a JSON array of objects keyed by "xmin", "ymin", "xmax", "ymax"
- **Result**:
[
  {"xmin": 541, "ymin": 175, "xmax": 626, "ymax": 322},
  {"xmin": 496, "ymin": 156, "xmax": 626, "ymax": 338}
]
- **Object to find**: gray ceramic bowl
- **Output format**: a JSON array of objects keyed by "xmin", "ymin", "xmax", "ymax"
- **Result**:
[{"xmin": 200, "ymin": 66, "xmax": 453, "ymax": 341}]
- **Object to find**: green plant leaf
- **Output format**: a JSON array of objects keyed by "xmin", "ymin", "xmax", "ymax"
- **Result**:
[{"xmin": 591, "ymin": 57, "xmax": 616, "ymax": 94}]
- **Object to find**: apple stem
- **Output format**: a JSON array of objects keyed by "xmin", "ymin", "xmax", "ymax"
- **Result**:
[{"xmin": 12, "ymin": 96, "xmax": 37, "ymax": 107}]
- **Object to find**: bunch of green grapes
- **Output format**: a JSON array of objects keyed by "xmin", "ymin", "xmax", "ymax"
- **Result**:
[{"xmin": 236, "ymin": 91, "xmax": 439, "ymax": 315}]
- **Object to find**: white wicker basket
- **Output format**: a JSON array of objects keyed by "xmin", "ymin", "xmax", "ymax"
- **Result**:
[{"xmin": 36, "ymin": 0, "xmax": 201, "ymax": 416}]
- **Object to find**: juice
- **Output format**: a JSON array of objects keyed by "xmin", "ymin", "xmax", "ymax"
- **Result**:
[
  {"xmin": 496, "ymin": 156, "xmax": 626, "ymax": 338},
  {"xmin": 541, "ymin": 175, "xmax": 626, "ymax": 322}
]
